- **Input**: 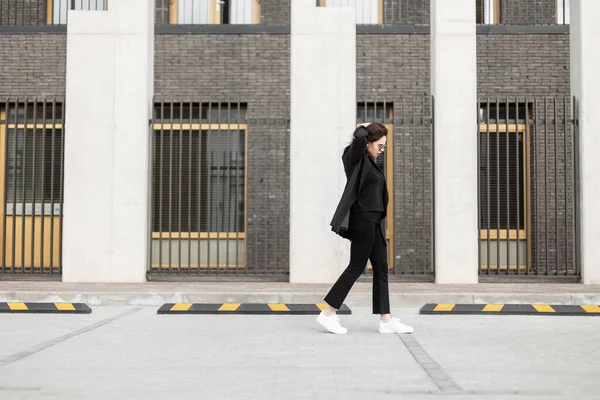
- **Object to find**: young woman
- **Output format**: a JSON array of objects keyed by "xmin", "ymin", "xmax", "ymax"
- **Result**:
[{"xmin": 317, "ymin": 123, "xmax": 413, "ymax": 335}]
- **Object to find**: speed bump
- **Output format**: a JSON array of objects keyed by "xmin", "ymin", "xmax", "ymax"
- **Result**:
[
  {"xmin": 0, "ymin": 302, "xmax": 92, "ymax": 314},
  {"xmin": 157, "ymin": 303, "xmax": 352, "ymax": 315},
  {"xmin": 420, "ymin": 303, "xmax": 600, "ymax": 316}
]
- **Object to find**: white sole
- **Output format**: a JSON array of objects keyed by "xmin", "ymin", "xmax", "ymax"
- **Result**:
[
  {"xmin": 317, "ymin": 316, "xmax": 347, "ymax": 334},
  {"xmin": 379, "ymin": 330, "xmax": 413, "ymax": 334}
]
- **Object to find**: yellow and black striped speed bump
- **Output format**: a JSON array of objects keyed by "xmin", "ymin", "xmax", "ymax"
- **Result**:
[
  {"xmin": 157, "ymin": 303, "xmax": 352, "ymax": 315},
  {"xmin": 0, "ymin": 302, "xmax": 92, "ymax": 314},
  {"xmin": 420, "ymin": 303, "xmax": 600, "ymax": 316}
]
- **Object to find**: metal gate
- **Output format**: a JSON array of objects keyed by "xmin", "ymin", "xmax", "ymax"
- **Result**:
[
  {"xmin": 148, "ymin": 99, "xmax": 289, "ymax": 278},
  {"xmin": 477, "ymin": 96, "xmax": 580, "ymax": 280},
  {"xmin": 359, "ymin": 98, "xmax": 435, "ymax": 279},
  {"xmin": 0, "ymin": 98, "xmax": 65, "ymax": 276}
]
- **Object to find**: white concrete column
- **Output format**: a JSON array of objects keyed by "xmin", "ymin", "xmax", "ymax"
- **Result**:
[
  {"xmin": 570, "ymin": 0, "xmax": 600, "ymax": 284},
  {"xmin": 289, "ymin": 0, "xmax": 356, "ymax": 283},
  {"xmin": 431, "ymin": 0, "xmax": 479, "ymax": 284},
  {"xmin": 63, "ymin": 0, "xmax": 154, "ymax": 282}
]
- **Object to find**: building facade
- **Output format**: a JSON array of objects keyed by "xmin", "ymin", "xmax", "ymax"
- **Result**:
[{"xmin": 0, "ymin": 0, "xmax": 597, "ymax": 284}]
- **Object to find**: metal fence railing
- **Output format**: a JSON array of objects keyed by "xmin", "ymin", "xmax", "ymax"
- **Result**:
[
  {"xmin": 0, "ymin": 98, "xmax": 65, "ymax": 276},
  {"xmin": 477, "ymin": 97, "xmax": 579, "ymax": 279},
  {"xmin": 393, "ymin": 97, "xmax": 435, "ymax": 278},
  {"xmin": 0, "ymin": 0, "xmax": 107, "ymax": 26},
  {"xmin": 357, "ymin": 98, "xmax": 435, "ymax": 280},
  {"xmin": 149, "ymin": 99, "xmax": 289, "ymax": 278}
]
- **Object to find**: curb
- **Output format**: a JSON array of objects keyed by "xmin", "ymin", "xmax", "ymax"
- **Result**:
[
  {"xmin": 1, "ymin": 292, "xmax": 600, "ymax": 307},
  {"xmin": 0, "ymin": 302, "xmax": 92, "ymax": 314},
  {"xmin": 157, "ymin": 303, "xmax": 352, "ymax": 315},
  {"xmin": 420, "ymin": 303, "xmax": 600, "ymax": 316}
]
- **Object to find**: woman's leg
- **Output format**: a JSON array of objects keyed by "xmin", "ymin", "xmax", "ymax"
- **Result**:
[
  {"xmin": 371, "ymin": 227, "xmax": 414, "ymax": 334},
  {"xmin": 324, "ymin": 216, "xmax": 376, "ymax": 311},
  {"xmin": 369, "ymin": 227, "xmax": 390, "ymax": 318}
]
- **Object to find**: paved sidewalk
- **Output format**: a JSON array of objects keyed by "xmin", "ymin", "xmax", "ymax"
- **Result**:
[
  {"xmin": 0, "ymin": 281, "xmax": 600, "ymax": 307},
  {"xmin": 1, "ymin": 306, "xmax": 599, "ymax": 399}
]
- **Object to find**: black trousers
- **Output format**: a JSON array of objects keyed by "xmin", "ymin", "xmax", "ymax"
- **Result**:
[{"xmin": 324, "ymin": 212, "xmax": 390, "ymax": 314}]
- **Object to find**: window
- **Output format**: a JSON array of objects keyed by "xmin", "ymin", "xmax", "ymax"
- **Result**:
[
  {"xmin": 557, "ymin": 0, "xmax": 570, "ymax": 24},
  {"xmin": 0, "ymin": 101, "xmax": 64, "ymax": 271},
  {"xmin": 152, "ymin": 129, "xmax": 245, "ymax": 234},
  {"xmin": 318, "ymin": 0, "xmax": 383, "ymax": 25},
  {"xmin": 48, "ymin": 0, "xmax": 108, "ymax": 25},
  {"xmin": 478, "ymin": 102, "xmax": 530, "ymax": 272},
  {"xmin": 151, "ymin": 102, "xmax": 247, "ymax": 269},
  {"xmin": 479, "ymin": 131, "xmax": 525, "ymax": 232},
  {"xmin": 170, "ymin": 0, "xmax": 260, "ymax": 24},
  {"xmin": 476, "ymin": 0, "xmax": 500, "ymax": 25},
  {"xmin": 1, "ymin": 103, "xmax": 64, "ymax": 211},
  {"xmin": 6, "ymin": 130, "xmax": 63, "ymax": 207}
]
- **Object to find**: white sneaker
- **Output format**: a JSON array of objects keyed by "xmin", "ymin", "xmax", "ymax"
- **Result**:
[
  {"xmin": 379, "ymin": 317, "xmax": 414, "ymax": 334},
  {"xmin": 317, "ymin": 311, "xmax": 348, "ymax": 334}
]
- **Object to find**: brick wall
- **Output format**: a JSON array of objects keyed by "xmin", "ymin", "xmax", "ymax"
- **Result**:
[
  {"xmin": 260, "ymin": 0, "xmax": 290, "ymax": 25},
  {"xmin": 155, "ymin": 34, "xmax": 290, "ymax": 275},
  {"xmin": 0, "ymin": 35, "xmax": 66, "ymax": 97},
  {"xmin": 478, "ymin": 35, "xmax": 570, "ymax": 98}
]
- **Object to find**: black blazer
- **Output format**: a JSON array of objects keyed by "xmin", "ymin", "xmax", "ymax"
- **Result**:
[{"xmin": 330, "ymin": 126, "xmax": 388, "ymax": 243}]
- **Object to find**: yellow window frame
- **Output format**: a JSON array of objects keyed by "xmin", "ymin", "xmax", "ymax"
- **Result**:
[
  {"xmin": 169, "ymin": 0, "xmax": 261, "ymax": 24},
  {"xmin": 0, "ymin": 106, "xmax": 62, "ymax": 270},
  {"xmin": 151, "ymin": 121, "xmax": 248, "ymax": 269},
  {"xmin": 478, "ymin": 122, "xmax": 531, "ymax": 271}
]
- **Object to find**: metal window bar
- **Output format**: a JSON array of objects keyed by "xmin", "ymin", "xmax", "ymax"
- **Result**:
[
  {"xmin": 0, "ymin": 98, "xmax": 65, "ymax": 276},
  {"xmin": 478, "ymin": 97, "xmax": 579, "ymax": 280}
]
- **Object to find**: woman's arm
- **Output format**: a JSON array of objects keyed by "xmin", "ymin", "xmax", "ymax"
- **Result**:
[{"xmin": 347, "ymin": 126, "xmax": 368, "ymax": 166}]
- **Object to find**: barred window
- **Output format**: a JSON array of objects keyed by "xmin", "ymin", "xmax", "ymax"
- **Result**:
[
  {"xmin": 478, "ymin": 102, "xmax": 530, "ymax": 234},
  {"xmin": 1, "ymin": 102, "xmax": 64, "ymax": 209},
  {"xmin": 152, "ymin": 103, "xmax": 247, "ymax": 235}
]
